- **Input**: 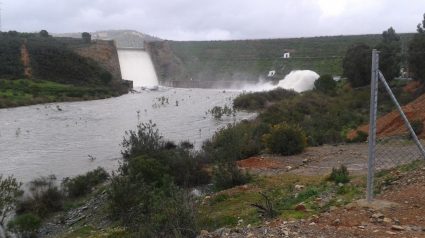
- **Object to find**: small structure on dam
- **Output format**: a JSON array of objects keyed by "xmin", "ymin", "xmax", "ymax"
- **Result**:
[{"xmin": 117, "ymin": 47, "xmax": 159, "ymax": 87}]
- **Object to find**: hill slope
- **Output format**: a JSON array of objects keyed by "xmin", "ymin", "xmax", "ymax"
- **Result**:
[
  {"xmin": 147, "ymin": 33, "xmax": 414, "ymax": 82},
  {"xmin": 54, "ymin": 30, "xmax": 163, "ymax": 48}
]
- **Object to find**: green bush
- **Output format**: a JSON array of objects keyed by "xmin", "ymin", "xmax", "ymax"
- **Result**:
[
  {"xmin": 410, "ymin": 119, "xmax": 424, "ymax": 136},
  {"xmin": 7, "ymin": 213, "xmax": 41, "ymax": 238},
  {"xmin": 262, "ymin": 122, "xmax": 308, "ymax": 155},
  {"xmin": 212, "ymin": 162, "xmax": 252, "ymax": 191},
  {"xmin": 164, "ymin": 148, "xmax": 211, "ymax": 187},
  {"xmin": 233, "ymin": 88, "xmax": 297, "ymax": 110},
  {"xmin": 330, "ymin": 165, "xmax": 350, "ymax": 185},
  {"xmin": 61, "ymin": 167, "xmax": 109, "ymax": 198},
  {"xmin": 16, "ymin": 175, "xmax": 64, "ymax": 218},
  {"xmin": 314, "ymin": 74, "xmax": 337, "ymax": 95},
  {"xmin": 108, "ymin": 161, "xmax": 197, "ymax": 237},
  {"xmin": 121, "ymin": 155, "xmax": 170, "ymax": 187},
  {"xmin": 0, "ymin": 174, "xmax": 23, "ymax": 230},
  {"xmin": 121, "ymin": 120, "xmax": 164, "ymax": 159}
]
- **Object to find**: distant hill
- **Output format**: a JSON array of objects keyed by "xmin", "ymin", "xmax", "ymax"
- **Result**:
[
  {"xmin": 53, "ymin": 30, "xmax": 163, "ymax": 48},
  {"xmin": 147, "ymin": 33, "xmax": 414, "ymax": 82}
]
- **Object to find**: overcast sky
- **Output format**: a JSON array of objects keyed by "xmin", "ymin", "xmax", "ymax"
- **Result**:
[{"xmin": 2, "ymin": 0, "xmax": 425, "ymax": 41}]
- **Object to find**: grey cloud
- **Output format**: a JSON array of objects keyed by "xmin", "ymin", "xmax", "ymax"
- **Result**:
[{"xmin": 2, "ymin": 0, "xmax": 425, "ymax": 40}]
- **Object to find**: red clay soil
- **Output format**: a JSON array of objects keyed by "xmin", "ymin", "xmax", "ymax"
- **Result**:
[
  {"xmin": 348, "ymin": 92, "xmax": 425, "ymax": 139},
  {"xmin": 403, "ymin": 81, "xmax": 420, "ymax": 93}
]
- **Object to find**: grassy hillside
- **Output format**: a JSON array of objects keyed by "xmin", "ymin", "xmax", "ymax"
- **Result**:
[
  {"xmin": 54, "ymin": 30, "xmax": 163, "ymax": 48},
  {"xmin": 148, "ymin": 33, "xmax": 414, "ymax": 82},
  {"xmin": 0, "ymin": 31, "xmax": 129, "ymax": 108}
]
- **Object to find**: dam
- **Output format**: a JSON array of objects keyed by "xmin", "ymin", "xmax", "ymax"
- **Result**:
[{"xmin": 117, "ymin": 48, "xmax": 158, "ymax": 87}]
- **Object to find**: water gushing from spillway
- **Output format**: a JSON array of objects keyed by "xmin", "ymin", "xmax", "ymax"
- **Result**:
[
  {"xmin": 240, "ymin": 70, "xmax": 320, "ymax": 92},
  {"xmin": 117, "ymin": 48, "xmax": 158, "ymax": 87}
]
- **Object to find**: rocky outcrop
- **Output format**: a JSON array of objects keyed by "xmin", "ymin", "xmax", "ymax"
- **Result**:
[
  {"xmin": 75, "ymin": 41, "xmax": 122, "ymax": 79},
  {"xmin": 145, "ymin": 41, "xmax": 186, "ymax": 81}
]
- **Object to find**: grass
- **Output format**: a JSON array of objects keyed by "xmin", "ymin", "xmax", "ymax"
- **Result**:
[
  {"xmin": 63, "ymin": 225, "xmax": 94, "ymax": 238},
  {"xmin": 198, "ymin": 172, "xmax": 365, "ymax": 231},
  {"xmin": 0, "ymin": 79, "xmax": 128, "ymax": 108}
]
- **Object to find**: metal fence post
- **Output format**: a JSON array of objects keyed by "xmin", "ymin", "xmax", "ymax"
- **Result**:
[{"xmin": 367, "ymin": 49, "xmax": 379, "ymax": 202}]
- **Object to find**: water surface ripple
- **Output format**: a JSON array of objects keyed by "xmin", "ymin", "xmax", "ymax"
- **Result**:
[{"xmin": 0, "ymin": 88, "xmax": 254, "ymax": 182}]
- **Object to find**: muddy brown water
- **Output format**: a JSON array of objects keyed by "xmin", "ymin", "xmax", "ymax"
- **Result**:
[{"xmin": 0, "ymin": 88, "xmax": 255, "ymax": 183}]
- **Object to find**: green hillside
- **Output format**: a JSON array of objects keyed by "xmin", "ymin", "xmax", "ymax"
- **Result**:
[
  {"xmin": 148, "ymin": 33, "xmax": 414, "ymax": 82},
  {"xmin": 0, "ymin": 31, "xmax": 129, "ymax": 108},
  {"xmin": 54, "ymin": 30, "xmax": 163, "ymax": 48}
]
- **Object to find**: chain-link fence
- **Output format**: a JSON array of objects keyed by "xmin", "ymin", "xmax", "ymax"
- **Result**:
[{"xmin": 367, "ymin": 49, "xmax": 425, "ymax": 201}]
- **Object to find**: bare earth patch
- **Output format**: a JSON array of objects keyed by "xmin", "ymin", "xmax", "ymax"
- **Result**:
[
  {"xmin": 199, "ymin": 144, "xmax": 425, "ymax": 237},
  {"xmin": 238, "ymin": 144, "xmax": 369, "ymax": 176}
]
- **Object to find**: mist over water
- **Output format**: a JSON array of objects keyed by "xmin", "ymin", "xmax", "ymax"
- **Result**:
[
  {"xmin": 117, "ymin": 48, "xmax": 158, "ymax": 87},
  {"xmin": 241, "ymin": 70, "xmax": 320, "ymax": 92}
]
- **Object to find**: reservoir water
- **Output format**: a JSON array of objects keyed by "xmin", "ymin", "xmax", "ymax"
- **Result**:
[{"xmin": 0, "ymin": 88, "xmax": 254, "ymax": 183}]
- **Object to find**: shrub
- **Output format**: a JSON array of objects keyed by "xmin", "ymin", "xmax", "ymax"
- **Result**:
[
  {"xmin": 121, "ymin": 121, "xmax": 164, "ymax": 159},
  {"xmin": 314, "ymin": 74, "xmax": 337, "ymax": 95},
  {"xmin": 16, "ymin": 175, "xmax": 64, "ymax": 218},
  {"xmin": 212, "ymin": 162, "xmax": 252, "ymax": 190},
  {"xmin": 233, "ymin": 88, "xmax": 297, "ymax": 110},
  {"xmin": 251, "ymin": 192, "xmax": 280, "ymax": 219},
  {"xmin": 410, "ymin": 119, "xmax": 424, "ymax": 136},
  {"xmin": 164, "ymin": 149, "xmax": 211, "ymax": 187},
  {"xmin": 330, "ymin": 165, "xmax": 350, "ymax": 185},
  {"xmin": 0, "ymin": 174, "xmax": 23, "ymax": 230},
  {"xmin": 205, "ymin": 124, "xmax": 244, "ymax": 162},
  {"xmin": 62, "ymin": 167, "xmax": 109, "ymax": 198},
  {"xmin": 108, "ymin": 162, "xmax": 197, "ymax": 237},
  {"xmin": 262, "ymin": 122, "xmax": 308, "ymax": 155},
  {"xmin": 121, "ymin": 155, "xmax": 171, "ymax": 187},
  {"xmin": 179, "ymin": 140, "xmax": 194, "ymax": 149},
  {"xmin": 7, "ymin": 213, "xmax": 41, "ymax": 238}
]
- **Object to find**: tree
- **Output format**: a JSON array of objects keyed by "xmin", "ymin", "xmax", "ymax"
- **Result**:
[
  {"xmin": 0, "ymin": 174, "xmax": 23, "ymax": 232},
  {"xmin": 409, "ymin": 13, "xmax": 425, "ymax": 82},
  {"xmin": 343, "ymin": 27, "xmax": 401, "ymax": 87},
  {"xmin": 375, "ymin": 41, "xmax": 400, "ymax": 81},
  {"xmin": 314, "ymin": 74, "xmax": 337, "ymax": 95},
  {"xmin": 82, "ymin": 32, "xmax": 91, "ymax": 43},
  {"xmin": 408, "ymin": 33, "xmax": 425, "ymax": 82},
  {"xmin": 39, "ymin": 30, "xmax": 49, "ymax": 37},
  {"xmin": 342, "ymin": 42, "xmax": 372, "ymax": 87},
  {"xmin": 7, "ymin": 30, "xmax": 19, "ymax": 37},
  {"xmin": 382, "ymin": 27, "xmax": 400, "ymax": 43},
  {"xmin": 416, "ymin": 13, "xmax": 425, "ymax": 33}
]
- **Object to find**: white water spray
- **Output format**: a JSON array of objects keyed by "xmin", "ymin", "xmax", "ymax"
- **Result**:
[
  {"xmin": 241, "ymin": 70, "xmax": 320, "ymax": 92},
  {"xmin": 277, "ymin": 70, "xmax": 319, "ymax": 92},
  {"xmin": 117, "ymin": 48, "xmax": 159, "ymax": 87}
]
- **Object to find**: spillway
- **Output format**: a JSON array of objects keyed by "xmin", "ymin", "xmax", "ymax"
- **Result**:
[{"xmin": 117, "ymin": 48, "xmax": 158, "ymax": 87}]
